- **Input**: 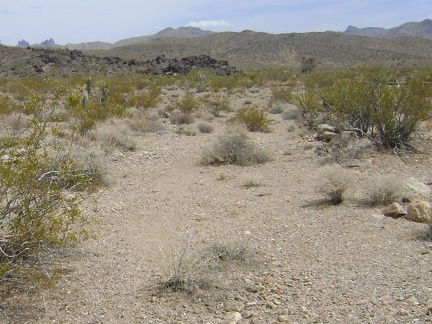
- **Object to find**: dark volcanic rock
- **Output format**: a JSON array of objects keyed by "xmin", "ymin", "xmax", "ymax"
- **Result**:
[
  {"xmin": 0, "ymin": 44, "xmax": 235, "ymax": 78},
  {"xmin": 146, "ymin": 54, "xmax": 236, "ymax": 76}
]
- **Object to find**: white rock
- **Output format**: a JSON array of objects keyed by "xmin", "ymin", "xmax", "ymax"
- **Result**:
[
  {"xmin": 404, "ymin": 177, "xmax": 432, "ymax": 197},
  {"xmin": 227, "ymin": 311, "xmax": 242, "ymax": 323}
]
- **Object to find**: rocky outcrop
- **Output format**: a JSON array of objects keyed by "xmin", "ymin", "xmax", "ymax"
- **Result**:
[{"xmin": 143, "ymin": 54, "xmax": 236, "ymax": 76}]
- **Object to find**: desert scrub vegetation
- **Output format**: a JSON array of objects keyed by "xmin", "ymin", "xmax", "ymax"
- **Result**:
[
  {"xmin": 159, "ymin": 238, "xmax": 252, "ymax": 294},
  {"xmin": 319, "ymin": 68, "xmax": 432, "ymax": 148},
  {"xmin": 0, "ymin": 118, "xmax": 98, "ymax": 284},
  {"xmin": 229, "ymin": 106, "xmax": 272, "ymax": 132},
  {"xmin": 201, "ymin": 128, "xmax": 270, "ymax": 166},
  {"xmin": 317, "ymin": 165, "xmax": 356, "ymax": 205},
  {"xmin": 363, "ymin": 174, "xmax": 405, "ymax": 207},
  {"xmin": 167, "ymin": 90, "xmax": 200, "ymax": 115},
  {"xmin": 87, "ymin": 118, "xmax": 137, "ymax": 152},
  {"xmin": 200, "ymin": 93, "xmax": 232, "ymax": 117},
  {"xmin": 291, "ymin": 89, "xmax": 323, "ymax": 130}
]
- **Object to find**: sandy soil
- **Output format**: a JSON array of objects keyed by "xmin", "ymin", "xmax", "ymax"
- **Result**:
[{"xmin": 2, "ymin": 86, "xmax": 432, "ymax": 323}]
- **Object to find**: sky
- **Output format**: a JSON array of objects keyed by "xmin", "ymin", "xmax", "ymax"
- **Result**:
[{"xmin": 0, "ymin": 0, "xmax": 431, "ymax": 46}]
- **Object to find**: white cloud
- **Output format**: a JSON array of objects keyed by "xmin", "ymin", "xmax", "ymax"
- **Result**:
[{"xmin": 186, "ymin": 20, "xmax": 230, "ymax": 29}]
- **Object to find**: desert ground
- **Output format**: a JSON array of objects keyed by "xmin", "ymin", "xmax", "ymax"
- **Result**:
[{"xmin": 1, "ymin": 84, "xmax": 432, "ymax": 324}]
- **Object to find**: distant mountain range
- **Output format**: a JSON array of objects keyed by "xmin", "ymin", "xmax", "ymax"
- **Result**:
[
  {"xmin": 15, "ymin": 19, "xmax": 432, "ymax": 51},
  {"xmin": 17, "ymin": 27, "xmax": 215, "ymax": 50},
  {"xmin": 343, "ymin": 18, "xmax": 432, "ymax": 39}
]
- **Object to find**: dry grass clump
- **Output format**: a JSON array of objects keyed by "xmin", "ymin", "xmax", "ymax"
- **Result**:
[
  {"xmin": 197, "ymin": 122, "xmax": 214, "ymax": 134},
  {"xmin": 282, "ymin": 106, "xmax": 301, "ymax": 120},
  {"xmin": 317, "ymin": 165, "xmax": 356, "ymax": 205},
  {"xmin": 159, "ymin": 238, "xmax": 252, "ymax": 294},
  {"xmin": 201, "ymin": 128, "xmax": 270, "ymax": 166},
  {"xmin": 169, "ymin": 111, "xmax": 195, "ymax": 125},
  {"xmin": 244, "ymin": 178, "xmax": 262, "ymax": 188},
  {"xmin": 125, "ymin": 108, "xmax": 165, "ymax": 133},
  {"xmin": 364, "ymin": 174, "xmax": 405, "ymax": 207},
  {"xmin": 87, "ymin": 118, "xmax": 137, "ymax": 151}
]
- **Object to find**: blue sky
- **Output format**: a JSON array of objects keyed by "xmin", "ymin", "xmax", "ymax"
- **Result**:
[{"xmin": 0, "ymin": 0, "xmax": 431, "ymax": 45}]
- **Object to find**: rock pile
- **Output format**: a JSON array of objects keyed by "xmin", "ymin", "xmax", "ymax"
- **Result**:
[{"xmin": 141, "ymin": 54, "xmax": 237, "ymax": 76}]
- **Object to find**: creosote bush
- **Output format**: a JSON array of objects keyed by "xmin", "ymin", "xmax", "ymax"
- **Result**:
[
  {"xmin": 167, "ymin": 90, "xmax": 200, "ymax": 115},
  {"xmin": 229, "ymin": 106, "xmax": 272, "ymax": 132},
  {"xmin": 201, "ymin": 128, "xmax": 270, "ymax": 166},
  {"xmin": 201, "ymin": 93, "xmax": 232, "ymax": 117},
  {"xmin": 320, "ymin": 69, "xmax": 432, "ymax": 148},
  {"xmin": 0, "ymin": 118, "xmax": 97, "ymax": 282}
]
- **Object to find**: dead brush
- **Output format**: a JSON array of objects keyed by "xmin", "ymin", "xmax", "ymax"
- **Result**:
[
  {"xmin": 363, "ymin": 174, "xmax": 405, "ymax": 207},
  {"xmin": 317, "ymin": 165, "xmax": 356, "ymax": 205},
  {"xmin": 201, "ymin": 128, "xmax": 270, "ymax": 166},
  {"xmin": 158, "ymin": 239, "xmax": 253, "ymax": 295}
]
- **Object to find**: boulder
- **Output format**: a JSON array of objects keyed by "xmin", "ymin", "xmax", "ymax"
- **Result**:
[
  {"xmin": 406, "ymin": 200, "xmax": 431, "ymax": 223},
  {"xmin": 316, "ymin": 124, "xmax": 339, "ymax": 142},
  {"xmin": 404, "ymin": 177, "xmax": 432, "ymax": 197},
  {"xmin": 382, "ymin": 203, "xmax": 407, "ymax": 218},
  {"xmin": 317, "ymin": 131, "xmax": 339, "ymax": 142},
  {"xmin": 317, "ymin": 124, "xmax": 337, "ymax": 133}
]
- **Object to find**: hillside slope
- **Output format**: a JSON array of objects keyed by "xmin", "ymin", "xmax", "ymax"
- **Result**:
[{"xmin": 95, "ymin": 31, "xmax": 432, "ymax": 68}]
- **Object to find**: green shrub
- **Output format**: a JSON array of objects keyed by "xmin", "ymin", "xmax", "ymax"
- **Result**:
[
  {"xmin": 201, "ymin": 93, "xmax": 232, "ymax": 117},
  {"xmin": 0, "ymin": 95, "xmax": 20, "ymax": 115},
  {"xmin": 133, "ymin": 85, "xmax": 162, "ymax": 109},
  {"xmin": 291, "ymin": 90, "xmax": 322, "ymax": 130},
  {"xmin": 168, "ymin": 91, "xmax": 200, "ymax": 115},
  {"xmin": 269, "ymin": 87, "xmax": 292, "ymax": 106},
  {"xmin": 320, "ymin": 69, "xmax": 432, "ymax": 148},
  {"xmin": 201, "ymin": 128, "xmax": 270, "ymax": 166},
  {"xmin": 65, "ymin": 92, "xmax": 81, "ymax": 108},
  {"xmin": 230, "ymin": 106, "xmax": 272, "ymax": 132},
  {"xmin": 0, "ymin": 118, "xmax": 95, "ymax": 281}
]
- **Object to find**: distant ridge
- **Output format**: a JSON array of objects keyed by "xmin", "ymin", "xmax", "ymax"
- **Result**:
[
  {"xmin": 16, "ymin": 38, "xmax": 60, "ymax": 48},
  {"xmin": 66, "ymin": 26, "xmax": 215, "ymax": 50},
  {"xmin": 344, "ymin": 19, "xmax": 432, "ymax": 39}
]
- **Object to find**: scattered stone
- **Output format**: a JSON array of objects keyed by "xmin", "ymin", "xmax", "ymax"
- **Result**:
[
  {"xmin": 316, "ymin": 124, "xmax": 339, "ymax": 142},
  {"xmin": 404, "ymin": 177, "xmax": 432, "ymax": 197},
  {"xmin": 317, "ymin": 124, "xmax": 337, "ymax": 133},
  {"xmin": 317, "ymin": 130, "xmax": 339, "ymax": 142},
  {"xmin": 227, "ymin": 311, "xmax": 242, "ymax": 323},
  {"xmin": 382, "ymin": 203, "xmax": 407, "ymax": 218},
  {"xmin": 283, "ymin": 149, "xmax": 293, "ymax": 156},
  {"xmin": 406, "ymin": 200, "xmax": 431, "ymax": 223},
  {"xmin": 246, "ymin": 286, "xmax": 258, "ymax": 293},
  {"xmin": 277, "ymin": 314, "xmax": 289, "ymax": 322}
]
